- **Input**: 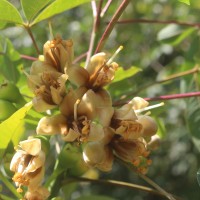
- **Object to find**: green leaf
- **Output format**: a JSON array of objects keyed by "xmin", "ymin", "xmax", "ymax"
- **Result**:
[
  {"xmin": 178, "ymin": 0, "xmax": 190, "ymax": 5},
  {"xmin": 157, "ymin": 25, "xmax": 196, "ymax": 46},
  {"xmin": 0, "ymin": 0, "xmax": 23, "ymax": 24},
  {"xmin": 76, "ymin": 195, "xmax": 117, "ymax": 200},
  {"xmin": 157, "ymin": 24, "xmax": 182, "ymax": 41},
  {"xmin": 113, "ymin": 66, "xmax": 141, "ymax": 83},
  {"xmin": 21, "ymin": 0, "xmax": 52, "ymax": 22},
  {"xmin": 185, "ymin": 96, "xmax": 200, "ymax": 152},
  {"xmin": 32, "ymin": 0, "xmax": 91, "ymax": 25},
  {"xmin": 0, "ymin": 102, "xmax": 32, "ymax": 159}
]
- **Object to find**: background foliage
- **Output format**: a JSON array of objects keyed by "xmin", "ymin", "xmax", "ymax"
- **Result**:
[{"xmin": 0, "ymin": 0, "xmax": 200, "ymax": 200}]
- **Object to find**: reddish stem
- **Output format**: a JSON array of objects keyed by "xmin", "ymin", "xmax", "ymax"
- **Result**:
[
  {"xmin": 144, "ymin": 92, "xmax": 200, "ymax": 101},
  {"xmin": 95, "ymin": 0, "xmax": 130, "ymax": 53},
  {"xmin": 116, "ymin": 19, "xmax": 200, "ymax": 28},
  {"xmin": 20, "ymin": 54, "xmax": 38, "ymax": 61}
]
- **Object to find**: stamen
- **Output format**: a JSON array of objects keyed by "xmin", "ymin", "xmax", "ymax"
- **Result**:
[
  {"xmin": 106, "ymin": 46, "xmax": 123, "ymax": 65},
  {"xmin": 135, "ymin": 102, "xmax": 164, "ymax": 114},
  {"xmin": 74, "ymin": 99, "xmax": 80, "ymax": 121}
]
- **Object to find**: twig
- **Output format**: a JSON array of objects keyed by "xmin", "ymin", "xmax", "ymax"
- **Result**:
[
  {"xmin": 95, "ymin": 0, "xmax": 130, "ymax": 53},
  {"xmin": 144, "ymin": 91, "xmax": 200, "ymax": 102},
  {"xmin": 23, "ymin": 24, "xmax": 41, "ymax": 55},
  {"xmin": 73, "ymin": 52, "xmax": 88, "ymax": 64},
  {"xmin": 115, "ymin": 66, "xmax": 200, "ymax": 103},
  {"xmin": 116, "ymin": 19, "xmax": 200, "ymax": 28},
  {"xmin": 101, "ymin": 0, "xmax": 113, "ymax": 17},
  {"xmin": 85, "ymin": 0, "xmax": 103, "ymax": 67},
  {"xmin": 63, "ymin": 177, "xmax": 178, "ymax": 199},
  {"xmin": 20, "ymin": 54, "xmax": 38, "ymax": 61},
  {"xmin": 115, "ymin": 157, "xmax": 179, "ymax": 200}
]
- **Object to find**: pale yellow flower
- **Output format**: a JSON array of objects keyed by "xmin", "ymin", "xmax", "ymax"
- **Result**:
[
  {"xmin": 10, "ymin": 138, "xmax": 46, "ymax": 192},
  {"xmin": 43, "ymin": 35, "xmax": 74, "ymax": 73}
]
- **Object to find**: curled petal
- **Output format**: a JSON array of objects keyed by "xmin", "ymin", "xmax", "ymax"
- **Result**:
[
  {"xmin": 131, "ymin": 97, "xmax": 149, "ymax": 110},
  {"xmin": 115, "ymin": 120, "xmax": 143, "ymax": 140},
  {"xmin": 26, "ymin": 151, "xmax": 46, "ymax": 173},
  {"xmin": 112, "ymin": 138, "xmax": 148, "ymax": 163},
  {"xmin": 86, "ymin": 52, "xmax": 106, "ymax": 75},
  {"xmin": 32, "ymin": 96, "xmax": 56, "ymax": 112},
  {"xmin": 137, "ymin": 115, "xmax": 158, "ymax": 139},
  {"xmin": 37, "ymin": 114, "xmax": 67, "ymax": 136},
  {"xmin": 67, "ymin": 65, "xmax": 89, "ymax": 87},
  {"xmin": 30, "ymin": 61, "xmax": 56, "ymax": 75},
  {"xmin": 19, "ymin": 138, "xmax": 41, "ymax": 156},
  {"xmin": 147, "ymin": 135, "xmax": 161, "ymax": 150},
  {"xmin": 88, "ymin": 123, "xmax": 104, "ymax": 142},
  {"xmin": 60, "ymin": 87, "xmax": 88, "ymax": 116},
  {"xmin": 10, "ymin": 150, "xmax": 26, "ymax": 172},
  {"xmin": 27, "ymin": 167, "xmax": 45, "ymax": 190},
  {"xmin": 114, "ymin": 103, "xmax": 137, "ymax": 121},
  {"xmin": 77, "ymin": 89, "xmax": 97, "ymax": 120},
  {"xmin": 62, "ymin": 128, "xmax": 80, "ymax": 142},
  {"xmin": 83, "ymin": 141, "xmax": 114, "ymax": 172}
]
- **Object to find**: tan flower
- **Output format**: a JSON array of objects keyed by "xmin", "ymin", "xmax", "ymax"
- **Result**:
[
  {"xmin": 10, "ymin": 138, "xmax": 46, "ymax": 192},
  {"xmin": 27, "ymin": 60, "xmax": 68, "ymax": 112},
  {"xmin": 43, "ymin": 35, "xmax": 74, "ymax": 73}
]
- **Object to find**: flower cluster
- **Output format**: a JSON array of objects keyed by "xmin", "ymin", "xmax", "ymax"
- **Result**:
[{"xmin": 10, "ymin": 36, "xmax": 160, "ymax": 199}]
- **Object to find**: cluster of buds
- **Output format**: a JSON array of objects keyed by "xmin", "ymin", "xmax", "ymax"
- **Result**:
[{"xmin": 10, "ymin": 36, "xmax": 160, "ymax": 199}]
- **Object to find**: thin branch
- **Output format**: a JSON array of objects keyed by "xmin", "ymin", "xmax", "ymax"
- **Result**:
[
  {"xmin": 63, "ymin": 177, "xmax": 177, "ymax": 199},
  {"xmin": 85, "ymin": 0, "xmax": 103, "ymax": 67},
  {"xmin": 95, "ymin": 0, "xmax": 130, "ymax": 53},
  {"xmin": 116, "ymin": 19, "xmax": 200, "ymax": 28},
  {"xmin": 73, "ymin": 52, "xmax": 88, "ymax": 64},
  {"xmin": 23, "ymin": 24, "xmax": 41, "ymax": 55},
  {"xmin": 20, "ymin": 54, "xmax": 38, "ymax": 61},
  {"xmin": 144, "ymin": 91, "xmax": 200, "ymax": 102},
  {"xmin": 115, "ymin": 157, "xmax": 179, "ymax": 200},
  {"xmin": 101, "ymin": 0, "xmax": 113, "ymax": 17},
  {"xmin": 133, "ymin": 66, "xmax": 200, "ymax": 96},
  {"xmin": 114, "ymin": 66, "xmax": 200, "ymax": 104}
]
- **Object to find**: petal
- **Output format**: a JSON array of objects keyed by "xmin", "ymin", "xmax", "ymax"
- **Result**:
[
  {"xmin": 27, "ymin": 167, "xmax": 45, "ymax": 189},
  {"xmin": 26, "ymin": 151, "xmax": 46, "ymax": 173},
  {"xmin": 20, "ymin": 138, "xmax": 41, "ymax": 156},
  {"xmin": 10, "ymin": 150, "xmax": 26, "ymax": 172},
  {"xmin": 60, "ymin": 87, "xmax": 88, "ymax": 116},
  {"xmin": 67, "ymin": 65, "xmax": 89, "ymax": 87},
  {"xmin": 37, "ymin": 114, "xmax": 67, "ymax": 135},
  {"xmin": 88, "ymin": 123, "xmax": 104, "ymax": 142},
  {"xmin": 131, "ymin": 97, "xmax": 149, "ymax": 110},
  {"xmin": 62, "ymin": 128, "xmax": 80, "ymax": 142},
  {"xmin": 32, "ymin": 97, "xmax": 56, "ymax": 112},
  {"xmin": 86, "ymin": 52, "xmax": 106, "ymax": 75},
  {"xmin": 114, "ymin": 103, "xmax": 137, "ymax": 120},
  {"xmin": 30, "ymin": 60, "xmax": 57, "ymax": 75},
  {"xmin": 137, "ymin": 115, "xmax": 158, "ymax": 138}
]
